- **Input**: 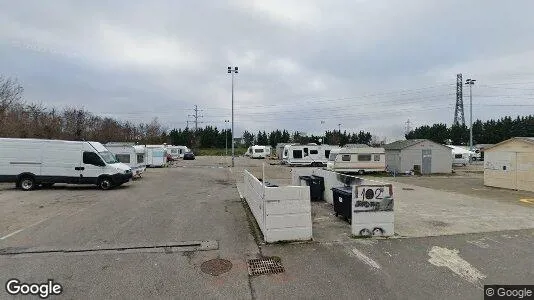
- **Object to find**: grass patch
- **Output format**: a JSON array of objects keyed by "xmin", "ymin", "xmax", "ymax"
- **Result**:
[{"xmin": 196, "ymin": 148, "xmax": 248, "ymax": 156}]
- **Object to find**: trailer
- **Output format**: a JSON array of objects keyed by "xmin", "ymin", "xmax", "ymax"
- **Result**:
[
  {"xmin": 447, "ymin": 145, "xmax": 472, "ymax": 166},
  {"xmin": 0, "ymin": 138, "xmax": 132, "ymax": 190},
  {"xmin": 250, "ymin": 145, "xmax": 272, "ymax": 159},
  {"xmin": 326, "ymin": 147, "xmax": 386, "ymax": 175},
  {"xmin": 245, "ymin": 147, "xmax": 252, "ymax": 157},
  {"xmin": 105, "ymin": 143, "xmax": 147, "ymax": 177},
  {"xmin": 165, "ymin": 145, "xmax": 190, "ymax": 159},
  {"xmin": 282, "ymin": 144, "xmax": 340, "ymax": 166},
  {"xmin": 145, "ymin": 145, "xmax": 168, "ymax": 167}
]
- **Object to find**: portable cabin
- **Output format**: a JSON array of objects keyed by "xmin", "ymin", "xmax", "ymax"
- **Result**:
[
  {"xmin": 105, "ymin": 143, "xmax": 146, "ymax": 177},
  {"xmin": 282, "ymin": 144, "xmax": 340, "ymax": 166},
  {"xmin": 484, "ymin": 137, "xmax": 534, "ymax": 192},
  {"xmin": 384, "ymin": 139, "xmax": 452, "ymax": 174},
  {"xmin": 326, "ymin": 147, "xmax": 386, "ymax": 174},
  {"xmin": 145, "ymin": 145, "xmax": 168, "ymax": 167},
  {"xmin": 250, "ymin": 145, "xmax": 272, "ymax": 159}
]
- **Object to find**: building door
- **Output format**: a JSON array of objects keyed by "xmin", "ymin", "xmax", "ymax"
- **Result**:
[{"xmin": 422, "ymin": 149, "xmax": 432, "ymax": 174}]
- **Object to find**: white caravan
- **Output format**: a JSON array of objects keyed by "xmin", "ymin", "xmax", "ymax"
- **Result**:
[
  {"xmin": 327, "ymin": 147, "xmax": 386, "ymax": 174},
  {"xmin": 165, "ymin": 145, "xmax": 190, "ymax": 159},
  {"xmin": 0, "ymin": 138, "xmax": 132, "ymax": 190},
  {"xmin": 145, "ymin": 145, "xmax": 168, "ymax": 167},
  {"xmin": 245, "ymin": 147, "xmax": 252, "ymax": 157},
  {"xmin": 250, "ymin": 145, "xmax": 272, "ymax": 159},
  {"xmin": 282, "ymin": 144, "xmax": 340, "ymax": 166},
  {"xmin": 447, "ymin": 145, "xmax": 472, "ymax": 166},
  {"xmin": 105, "ymin": 143, "xmax": 146, "ymax": 177}
]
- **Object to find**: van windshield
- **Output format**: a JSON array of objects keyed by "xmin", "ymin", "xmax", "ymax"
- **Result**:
[{"xmin": 99, "ymin": 151, "xmax": 118, "ymax": 164}]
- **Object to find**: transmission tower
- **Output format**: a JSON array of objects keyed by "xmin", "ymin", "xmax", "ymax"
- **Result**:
[
  {"xmin": 454, "ymin": 73, "xmax": 465, "ymax": 126},
  {"xmin": 188, "ymin": 105, "xmax": 203, "ymax": 132}
]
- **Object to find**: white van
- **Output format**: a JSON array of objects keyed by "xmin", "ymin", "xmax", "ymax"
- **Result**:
[
  {"xmin": 145, "ymin": 145, "xmax": 167, "ymax": 167},
  {"xmin": 250, "ymin": 145, "xmax": 272, "ymax": 159},
  {"xmin": 105, "ymin": 143, "xmax": 146, "ymax": 177},
  {"xmin": 0, "ymin": 138, "xmax": 132, "ymax": 190},
  {"xmin": 282, "ymin": 144, "xmax": 340, "ymax": 166},
  {"xmin": 327, "ymin": 147, "xmax": 386, "ymax": 174}
]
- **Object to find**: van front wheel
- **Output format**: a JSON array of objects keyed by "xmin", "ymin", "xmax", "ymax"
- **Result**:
[
  {"xmin": 98, "ymin": 177, "xmax": 113, "ymax": 190},
  {"xmin": 19, "ymin": 176, "xmax": 36, "ymax": 191}
]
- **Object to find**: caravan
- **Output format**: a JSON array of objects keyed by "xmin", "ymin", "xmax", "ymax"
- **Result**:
[
  {"xmin": 327, "ymin": 147, "xmax": 386, "ymax": 174},
  {"xmin": 165, "ymin": 145, "xmax": 190, "ymax": 160},
  {"xmin": 145, "ymin": 145, "xmax": 168, "ymax": 167},
  {"xmin": 0, "ymin": 138, "xmax": 132, "ymax": 190},
  {"xmin": 447, "ymin": 145, "xmax": 472, "ymax": 166},
  {"xmin": 250, "ymin": 145, "xmax": 272, "ymax": 159},
  {"xmin": 282, "ymin": 144, "xmax": 340, "ymax": 166},
  {"xmin": 105, "ymin": 143, "xmax": 147, "ymax": 177}
]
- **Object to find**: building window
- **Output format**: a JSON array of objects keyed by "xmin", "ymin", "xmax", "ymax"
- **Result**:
[
  {"xmin": 373, "ymin": 154, "xmax": 380, "ymax": 161},
  {"xmin": 342, "ymin": 154, "xmax": 351, "ymax": 161},
  {"xmin": 293, "ymin": 150, "xmax": 303, "ymax": 159},
  {"xmin": 358, "ymin": 154, "xmax": 372, "ymax": 161},
  {"xmin": 137, "ymin": 154, "xmax": 144, "ymax": 163},
  {"xmin": 115, "ymin": 154, "xmax": 131, "ymax": 163},
  {"xmin": 325, "ymin": 150, "xmax": 331, "ymax": 158},
  {"xmin": 310, "ymin": 149, "xmax": 318, "ymax": 155},
  {"xmin": 303, "ymin": 148, "xmax": 309, "ymax": 156}
]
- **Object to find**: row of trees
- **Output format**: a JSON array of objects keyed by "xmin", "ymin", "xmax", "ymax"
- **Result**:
[
  {"xmin": 405, "ymin": 116, "xmax": 534, "ymax": 145},
  {"xmin": 1, "ymin": 76, "xmax": 168, "ymax": 144}
]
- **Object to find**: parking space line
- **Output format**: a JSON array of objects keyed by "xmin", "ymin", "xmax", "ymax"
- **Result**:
[
  {"xmin": 519, "ymin": 199, "xmax": 534, "ymax": 204},
  {"xmin": 351, "ymin": 248, "xmax": 381, "ymax": 270},
  {"xmin": 0, "ymin": 217, "xmax": 50, "ymax": 240}
]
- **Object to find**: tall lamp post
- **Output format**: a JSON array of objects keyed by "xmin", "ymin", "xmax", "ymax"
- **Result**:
[
  {"xmin": 224, "ymin": 120, "xmax": 229, "ymax": 156},
  {"xmin": 228, "ymin": 66, "xmax": 238, "ymax": 167},
  {"xmin": 465, "ymin": 78, "xmax": 476, "ymax": 162}
]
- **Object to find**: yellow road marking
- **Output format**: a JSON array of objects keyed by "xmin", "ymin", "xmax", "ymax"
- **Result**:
[{"xmin": 519, "ymin": 199, "xmax": 534, "ymax": 204}]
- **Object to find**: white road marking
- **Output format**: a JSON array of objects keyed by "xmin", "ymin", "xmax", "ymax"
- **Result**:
[
  {"xmin": 428, "ymin": 246, "xmax": 486, "ymax": 285},
  {"xmin": 351, "ymin": 248, "xmax": 381, "ymax": 269},
  {"xmin": 0, "ymin": 217, "xmax": 49, "ymax": 240}
]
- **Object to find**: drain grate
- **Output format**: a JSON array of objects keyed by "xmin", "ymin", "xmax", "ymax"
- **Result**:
[
  {"xmin": 200, "ymin": 258, "xmax": 232, "ymax": 276},
  {"xmin": 247, "ymin": 257, "xmax": 285, "ymax": 276}
]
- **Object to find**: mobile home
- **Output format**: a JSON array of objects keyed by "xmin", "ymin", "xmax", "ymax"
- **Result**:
[
  {"xmin": 0, "ymin": 138, "xmax": 132, "ymax": 190},
  {"xmin": 245, "ymin": 147, "xmax": 252, "ymax": 157},
  {"xmin": 250, "ymin": 145, "xmax": 272, "ymax": 159},
  {"xmin": 282, "ymin": 144, "xmax": 340, "ymax": 166},
  {"xmin": 105, "ymin": 143, "xmax": 146, "ymax": 177},
  {"xmin": 145, "ymin": 145, "xmax": 168, "ymax": 167},
  {"xmin": 326, "ymin": 147, "xmax": 386, "ymax": 174},
  {"xmin": 165, "ymin": 145, "xmax": 190, "ymax": 159},
  {"xmin": 446, "ymin": 145, "xmax": 472, "ymax": 166}
]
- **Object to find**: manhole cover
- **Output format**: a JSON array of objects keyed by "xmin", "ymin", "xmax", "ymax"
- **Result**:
[
  {"xmin": 247, "ymin": 257, "xmax": 285, "ymax": 276},
  {"xmin": 200, "ymin": 259, "xmax": 232, "ymax": 276}
]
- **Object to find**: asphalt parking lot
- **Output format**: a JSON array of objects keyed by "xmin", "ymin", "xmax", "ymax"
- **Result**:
[{"xmin": 1, "ymin": 156, "xmax": 533, "ymax": 299}]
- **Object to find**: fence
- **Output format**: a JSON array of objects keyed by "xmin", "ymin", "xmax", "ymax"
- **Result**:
[{"xmin": 242, "ymin": 170, "xmax": 312, "ymax": 243}]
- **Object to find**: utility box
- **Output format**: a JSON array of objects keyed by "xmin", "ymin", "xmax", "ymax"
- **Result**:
[
  {"xmin": 332, "ymin": 186, "xmax": 353, "ymax": 222},
  {"xmin": 351, "ymin": 184, "xmax": 394, "ymax": 237}
]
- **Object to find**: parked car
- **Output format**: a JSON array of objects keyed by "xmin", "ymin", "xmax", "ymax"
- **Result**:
[{"xmin": 183, "ymin": 151, "xmax": 195, "ymax": 160}]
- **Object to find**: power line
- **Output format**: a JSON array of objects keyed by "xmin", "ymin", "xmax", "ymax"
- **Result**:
[{"xmin": 187, "ymin": 105, "xmax": 203, "ymax": 132}]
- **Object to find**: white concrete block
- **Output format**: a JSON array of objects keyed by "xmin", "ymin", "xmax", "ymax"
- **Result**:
[
  {"xmin": 265, "ymin": 200, "xmax": 311, "ymax": 215},
  {"xmin": 352, "ymin": 211, "xmax": 394, "ymax": 224},
  {"xmin": 265, "ymin": 186, "xmax": 309, "ymax": 200},
  {"xmin": 265, "ymin": 213, "xmax": 312, "ymax": 230}
]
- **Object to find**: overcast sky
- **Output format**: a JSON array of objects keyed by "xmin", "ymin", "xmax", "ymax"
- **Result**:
[{"xmin": 1, "ymin": 0, "xmax": 534, "ymax": 141}]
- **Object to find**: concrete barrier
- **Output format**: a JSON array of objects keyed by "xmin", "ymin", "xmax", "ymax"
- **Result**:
[{"xmin": 243, "ymin": 170, "xmax": 312, "ymax": 243}]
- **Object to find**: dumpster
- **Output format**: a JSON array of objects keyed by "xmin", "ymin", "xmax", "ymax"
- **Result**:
[
  {"xmin": 332, "ymin": 186, "xmax": 352, "ymax": 222},
  {"xmin": 310, "ymin": 175, "xmax": 325, "ymax": 201}
]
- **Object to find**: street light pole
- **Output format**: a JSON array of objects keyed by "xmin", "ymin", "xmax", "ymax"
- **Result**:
[
  {"xmin": 465, "ymin": 78, "xmax": 476, "ymax": 162},
  {"xmin": 228, "ymin": 66, "xmax": 238, "ymax": 167},
  {"xmin": 225, "ymin": 120, "xmax": 229, "ymax": 156}
]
